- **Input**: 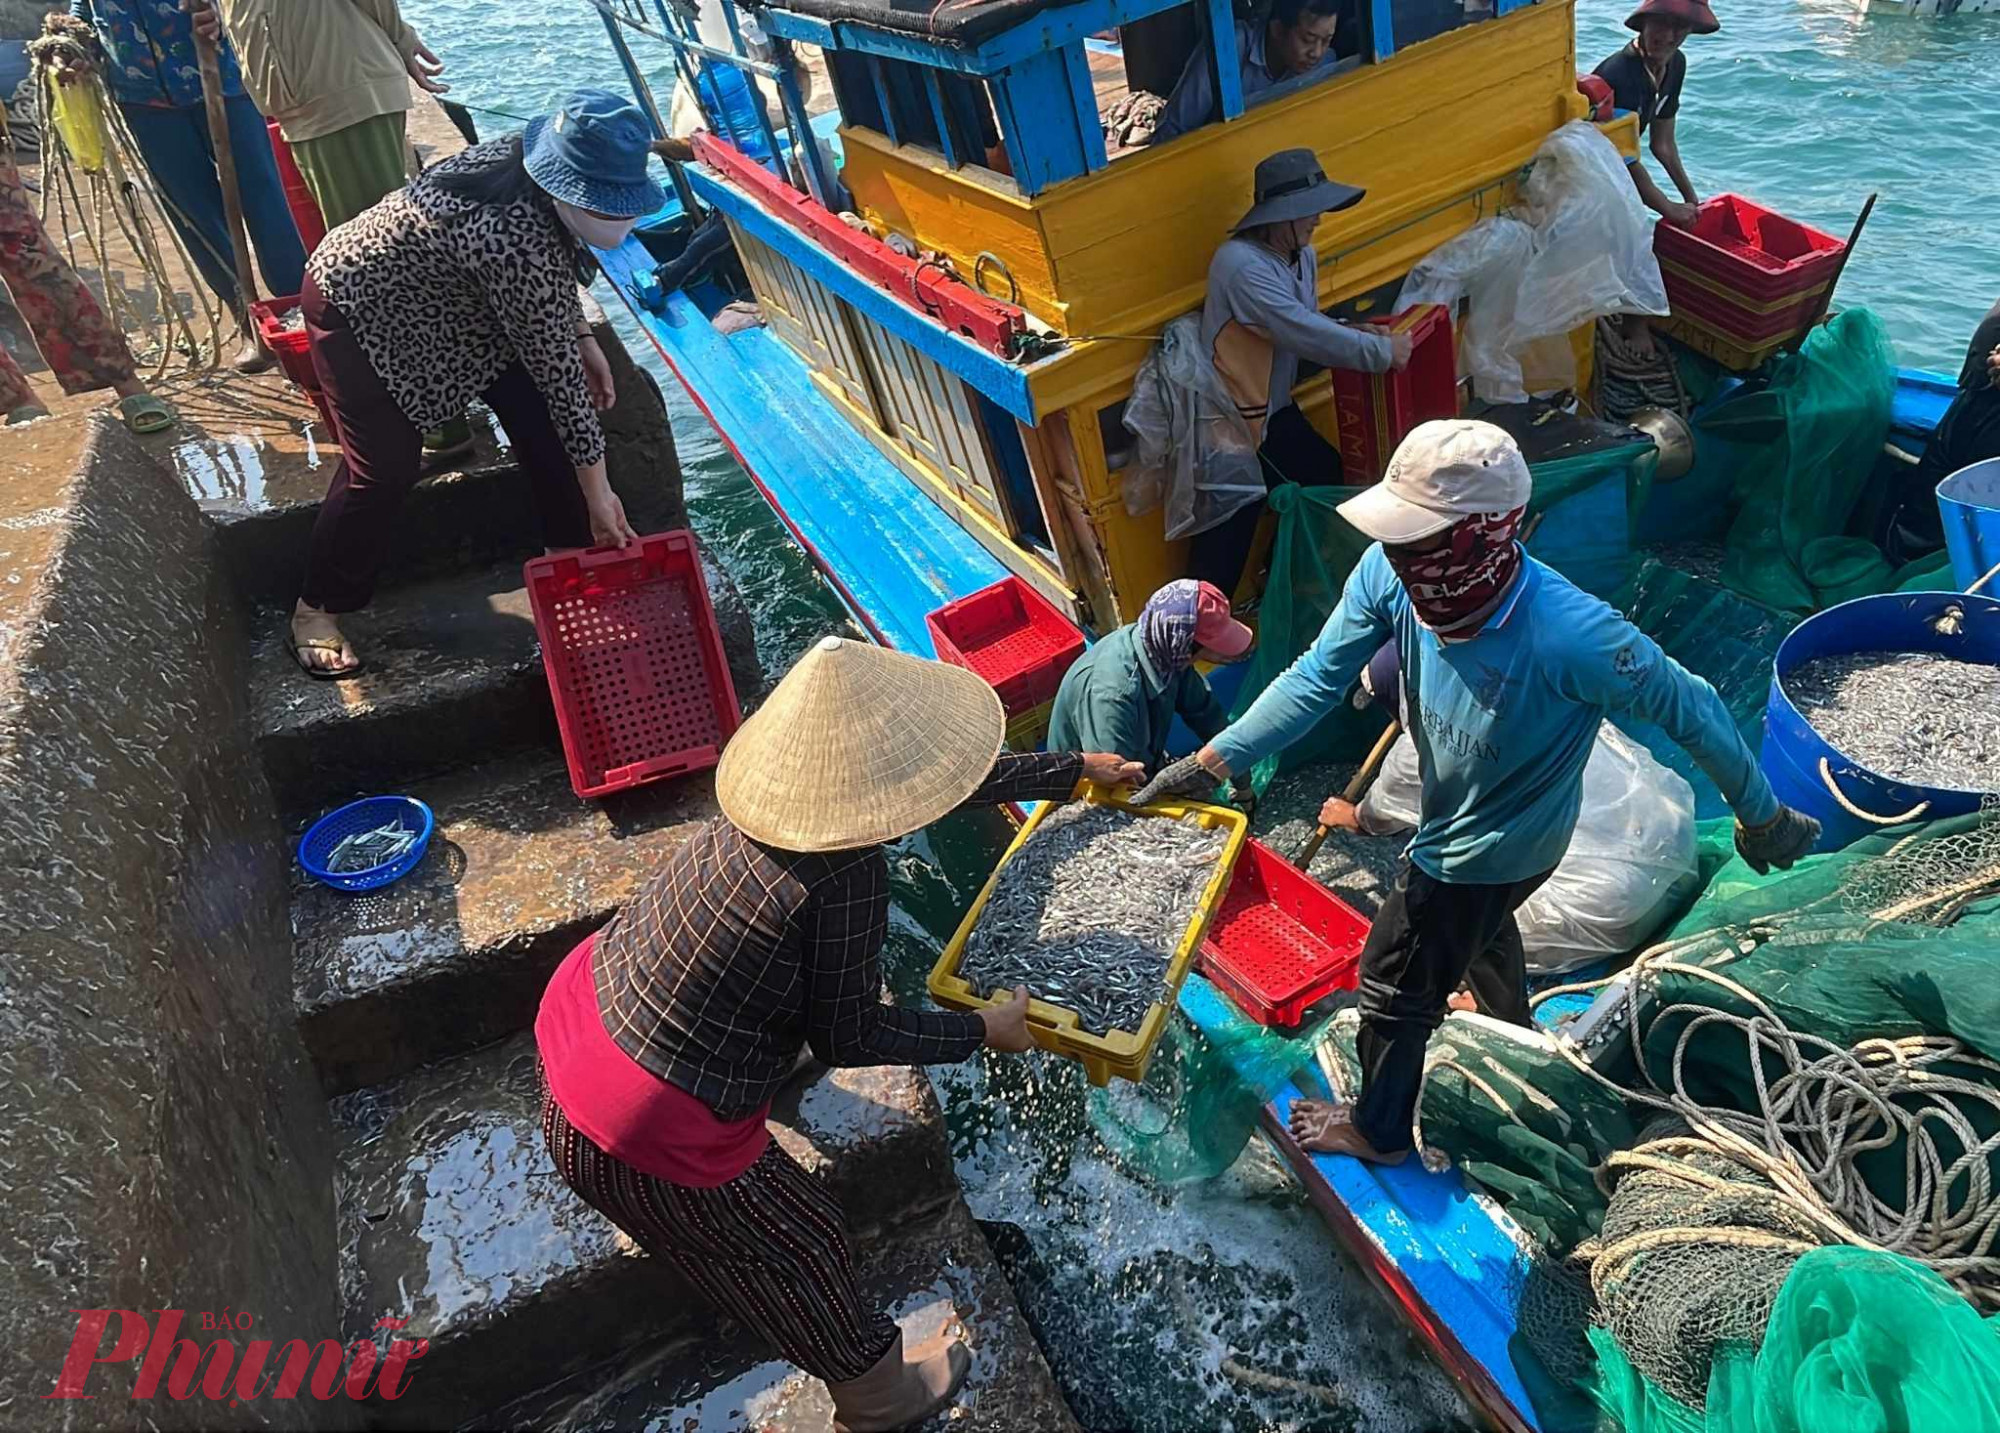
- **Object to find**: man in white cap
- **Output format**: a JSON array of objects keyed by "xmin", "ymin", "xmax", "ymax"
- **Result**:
[{"xmin": 1134, "ymin": 419, "xmax": 1820, "ymax": 1164}]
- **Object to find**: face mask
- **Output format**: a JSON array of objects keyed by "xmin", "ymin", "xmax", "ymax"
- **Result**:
[
  {"xmin": 554, "ymin": 199, "xmax": 638, "ymax": 250},
  {"xmin": 1383, "ymin": 507, "xmax": 1526, "ymax": 636}
]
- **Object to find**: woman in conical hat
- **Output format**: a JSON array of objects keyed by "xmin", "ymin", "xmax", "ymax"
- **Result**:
[{"xmin": 534, "ymin": 637, "xmax": 1142, "ymax": 1430}]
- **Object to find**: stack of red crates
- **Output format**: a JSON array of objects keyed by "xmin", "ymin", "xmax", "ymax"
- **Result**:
[
  {"xmin": 1329, "ymin": 304, "xmax": 1458, "ymax": 483},
  {"xmin": 1653, "ymin": 195, "xmax": 1847, "ymax": 370},
  {"xmin": 926, "ymin": 577, "xmax": 1084, "ymax": 750}
]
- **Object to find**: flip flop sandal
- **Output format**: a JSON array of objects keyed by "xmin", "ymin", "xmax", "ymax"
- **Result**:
[
  {"xmin": 118, "ymin": 393, "xmax": 176, "ymax": 435},
  {"xmin": 292, "ymin": 636, "xmax": 365, "ymax": 681},
  {"xmin": 6, "ymin": 403, "xmax": 51, "ymax": 426}
]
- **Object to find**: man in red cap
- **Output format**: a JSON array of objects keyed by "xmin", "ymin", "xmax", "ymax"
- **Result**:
[
  {"xmin": 1048, "ymin": 579, "xmax": 1257, "ymax": 808},
  {"xmin": 1593, "ymin": 0, "xmax": 1720, "ymax": 229}
]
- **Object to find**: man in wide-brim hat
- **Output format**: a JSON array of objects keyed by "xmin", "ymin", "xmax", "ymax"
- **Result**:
[
  {"xmin": 533, "ymin": 636, "xmax": 1141, "ymax": 1431},
  {"xmin": 1188, "ymin": 147, "xmax": 1412, "ymax": 597},
  {"xmin": 1593, "ymin": 0, "xmax": 1721, "ymax": 230}
]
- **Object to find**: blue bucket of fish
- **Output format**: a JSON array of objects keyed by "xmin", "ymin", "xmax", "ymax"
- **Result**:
[
  {"xmin": 1761, "ymin": 591, "xmax": 2000, "ymax": 853},
  {"xmin": 1938, "ymin": 457, "xmax": 2000, "ymax": 593},
  {"xmin": 298, "ymin": 795, "xmax": 435, "ymax": 892}
]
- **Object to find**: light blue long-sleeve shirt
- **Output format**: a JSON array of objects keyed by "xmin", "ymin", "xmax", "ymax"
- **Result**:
[
  {"xmin": 1202, "ymin": 237, "xmax": 1394, "ymax": 418},
  {"xmin": 1212, "ymin": 546, "xmax": 1779, "ymax": 883}
]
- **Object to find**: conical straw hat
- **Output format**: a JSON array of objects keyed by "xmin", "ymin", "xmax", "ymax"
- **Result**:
[{"xmin": 716, "ymin": 636, "xmax": 1006, "ymax": 852}]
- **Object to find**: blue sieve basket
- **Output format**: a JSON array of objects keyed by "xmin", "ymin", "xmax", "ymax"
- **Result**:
[{"xmin": 298, "ymin": 796, "xmax": 435, "ymax": 892}]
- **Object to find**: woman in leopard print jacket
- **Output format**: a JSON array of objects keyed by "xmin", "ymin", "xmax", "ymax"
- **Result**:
[{"xmin": 289, "ymin": 89, "xmax": 663, "ymax": 679}]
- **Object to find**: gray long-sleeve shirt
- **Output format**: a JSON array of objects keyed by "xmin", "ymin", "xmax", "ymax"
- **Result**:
[
  {"xmin": 1201, "ymin": 237, "xmax": 1394, "ymax": 418},
  {"xmin": 1149, "ymin": 19, "xmax": 1356, "ymax": 146}
]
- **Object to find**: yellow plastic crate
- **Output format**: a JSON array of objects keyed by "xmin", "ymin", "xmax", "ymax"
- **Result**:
[
  {"xmin": 1004, "ymin": 698, "xmax": 1053, "ymax": 751},
  {"xmin": 1657, "ymin": 309, "xmax": 1794, "ymax": 374},
  {"xmin": 927, "ymin": 782, "xmax": 1249, "ymax": 1086}
]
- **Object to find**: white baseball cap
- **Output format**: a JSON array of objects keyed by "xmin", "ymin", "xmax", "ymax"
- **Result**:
[{"xmin": 1337, "ymin": 419, "xmax": 1533, "ymax": 544}]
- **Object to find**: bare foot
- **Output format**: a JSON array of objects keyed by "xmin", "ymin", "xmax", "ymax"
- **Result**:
[
  {"xmin": 291, "ymin": 603, "xmax": 362, "ymax": 678},
  {"xmin": 1447, "ymin": 989, "xmax": 1477, "ymax": 1014},
  {"xmin": 233, "ymin": 332, "xmax": 276, "ymax": 374},
  {"xmin": 1287, "ymin": 1099, "xmax": 1408, "ymax": 1166}
]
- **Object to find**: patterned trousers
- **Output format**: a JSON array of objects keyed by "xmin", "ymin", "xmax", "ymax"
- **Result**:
[
  {"xmin": 539, "ymin": 1088, "xmax": 897, "ymax": 1383},
  {"xmin": 0, "ymin": 137, "xmax": 135, "ymax": 413}
]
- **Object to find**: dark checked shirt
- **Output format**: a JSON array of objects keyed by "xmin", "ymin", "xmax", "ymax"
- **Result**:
[{"xmin": 594, "ymin": 751, "xmax": 1083, "ymax": 1119}]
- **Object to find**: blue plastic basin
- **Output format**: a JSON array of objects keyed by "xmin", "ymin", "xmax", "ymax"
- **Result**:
[
  {"xmin": 1762, "ymin": 591, "xmax": 2000, "ymax": 851},
  {"xmin": 1939, "ymin": 457, "xmax": 2000, "ymax": 594}
]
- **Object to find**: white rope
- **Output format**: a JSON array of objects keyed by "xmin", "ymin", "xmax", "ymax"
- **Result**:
[{"xmin": 1515, "ymin": 931, "xmax": 2000, "ymax": 1307}]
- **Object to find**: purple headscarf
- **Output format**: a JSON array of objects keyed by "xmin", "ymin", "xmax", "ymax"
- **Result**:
[{"xmin": 1138, "ymin": 580, "xmax": 1202, "ymax": 680}]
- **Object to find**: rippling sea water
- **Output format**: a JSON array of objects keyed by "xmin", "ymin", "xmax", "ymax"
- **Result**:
[{"xmin": 400, "ymin": 2, "xmax": 2000, "ymax": 1424}]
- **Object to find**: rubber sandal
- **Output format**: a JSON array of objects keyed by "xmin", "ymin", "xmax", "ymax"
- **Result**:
[
  {"xmin": 292, "ymin": 635, "xmax": 365, "ymax": 681},
  {"xmin": 118, "ymin": 393, "xmax": 176, "ymax": 435},
  {"xmin": 6, "ymin": 403, "xmax": 51, "ymax": 426}
]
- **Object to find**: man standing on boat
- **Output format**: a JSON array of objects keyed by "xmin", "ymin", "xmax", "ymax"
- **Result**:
[
  {"xmin": 1132, "ymin": 420, "xmax": 1821, "ymax": 1165},
  {"xmin": 1189, "ymin": 148, "xmax": 1411, "ymax": 595},
  {"xmin": 1593, "ymin": 0, "xmax": 1719, "ymax": 229},
  {"xmin": 1149, "ymin": 0, "xmax": 1356, "ymax": 146}
]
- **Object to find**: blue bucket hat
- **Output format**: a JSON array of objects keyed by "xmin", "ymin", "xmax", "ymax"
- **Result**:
[{"xmin": 522, "ymin": 88, "xmax": 665, "ymax": 219}]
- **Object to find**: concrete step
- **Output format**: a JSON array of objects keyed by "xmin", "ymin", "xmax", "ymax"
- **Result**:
[
  {"xmin": 474, "ymin": 1200, "xmax": 1079, "ymax": 1432},
  {"xmin": 252, "ymin": 561, "xmax": 556, "ymax": 814},
  {"xmin": 331, "ymin": 1032, "xmax": 959, "ymax": 1429},
  {"xmin": 293, "ymin": 752, "xmax": 720, "ymax": 1097}
]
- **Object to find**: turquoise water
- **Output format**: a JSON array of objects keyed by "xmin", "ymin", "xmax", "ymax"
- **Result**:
[{"xmin": 398, "ymin": 2, "xmax": 2000, "ymax": 1425}]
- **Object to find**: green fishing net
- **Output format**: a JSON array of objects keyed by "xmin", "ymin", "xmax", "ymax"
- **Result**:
[{"xmin": 1687, "ymin": 309, "xmax": 1899, "ymax": 614}]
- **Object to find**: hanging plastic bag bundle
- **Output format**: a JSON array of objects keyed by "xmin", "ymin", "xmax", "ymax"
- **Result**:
[
  {"xmin": 1399, "ymin": 121, "xmax": 1669, "ymax": 403},
  {"xmin": 1122, "ymin": 312, "xmax": 1267, "ymax": 540}
]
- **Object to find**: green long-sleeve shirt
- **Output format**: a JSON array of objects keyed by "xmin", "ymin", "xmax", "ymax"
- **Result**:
[{"xmin": 1047, "ymin": 623, "xmax": 1228, "ymax": 773}]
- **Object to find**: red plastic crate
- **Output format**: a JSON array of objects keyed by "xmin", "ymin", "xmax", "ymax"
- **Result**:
[
  {"xmin": 1654, "ymin": 196, "xmax": 1846, "ymax": 353},
  {"xmin": 1330, "ymin": 304, "xmax": 1458, "ymax": 483},
  {"xmin": 249, "ymin": 295, "xmax": 317, "ymax": 391},
  {"xmin": 524, "ymin": 531, "xmax": 744, "ymax": 800},
  {"xmin": 1654, "ymin": 195, "xmax": 1845, "ymax": 300},
  {"xmin": 925, "ymin": 576, "xmax": 1084, "ymax": 716},
  {"xmin": 1199, "ymin": 838, "xmax": 1370, "ymax": 1027}
]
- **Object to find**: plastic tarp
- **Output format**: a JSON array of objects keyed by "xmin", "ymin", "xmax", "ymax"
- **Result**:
[
  {"xmin": 1362, "ymin": 723, "xmax": 1699, "ymax": 973},
  {"xmin": 1398, "ymin": 121, "xmax": 1669, "ymax": 403},
  {"xmin": 1121, "ymin": 312, "xmax": 1267, "ymax": 540}
]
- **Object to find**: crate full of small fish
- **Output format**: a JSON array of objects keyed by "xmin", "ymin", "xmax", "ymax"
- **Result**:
[{"xmin": 928, "ymin": 783, "xmax": 1247, "ymax": 1086}]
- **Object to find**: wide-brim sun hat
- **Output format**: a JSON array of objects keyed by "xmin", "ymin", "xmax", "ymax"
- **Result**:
[
  {"xmin": 1626, "ymin": 0, "xmax": 1720, "ymax": 35},
  {"xmin": 1233, "ymin": 148, "xmax": 1366, "ymax": 232},
  {"xmin": 1338, "ymin": 418, "xmax": 1533, "ymax": 544},
  {"xmin": 523, "ymin": 87, "xmax": 666, "ymax": 219},
  {"xmin": 715, "ymin": 636, "xmax": 1006, "ymax": 852}
]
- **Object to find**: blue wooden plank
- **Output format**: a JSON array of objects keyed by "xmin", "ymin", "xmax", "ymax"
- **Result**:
[
  {"xmin": 990, "ymin": 48, "xmax": 1092, "ymax": 194},
  {"xmin": 1371, "ymin": 0, "xmax": 1397, "ymax": 60},
  {"xmin": 1203, "ymin": 0, "xmax": 1245, "ymax": 120},
  {"xmin": 1495, "ymin": 0, "xmax": 1537, "ymax": 12},
  {"xmin": 679, "ymin": 163, "xmax": 1039, "ymax": 423},
  {"xmin": 760, "ymin": 0, "xmax": 1184, "ymax": 77},
  {"xmin": 865, "ymin": 55, "xmax": 903, "ymax": 145},
  {"xmin": 920, "ymin": 68, "xmax": 962, "ymax": 167},
  {"xmin": 599, "ymin": 241, "xmax": 1009, "ymax": 652},
  {"xmin": 1060, "ymin": 41, "xmax": 1109, "ymax": 170},
  {"xmin": 1177, "ymin": 974, "xmax": 1541, "ymax": 1432},
  {"xmin": 1892, "ymin": 365, "xmax": 1955, "ymax": 442},
  {"xmin": 758, "ymin": 5, "xmax": 836, "ymax": 46}
]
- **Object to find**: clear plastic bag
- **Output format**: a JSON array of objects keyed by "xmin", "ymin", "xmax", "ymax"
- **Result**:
[
  {"xmin": 1122, "ymin": 313, "xmax": 1267, "ymax": 539},
  {"xmin": 1360, "ymin": 721, "xmax": 1698, "ymax": 973},
  {"xmin": 1397, "ymin": 121, "xmax": 1669, "ymax": 404}
]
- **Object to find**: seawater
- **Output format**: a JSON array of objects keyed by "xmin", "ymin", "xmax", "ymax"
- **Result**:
[{"xmin": 401, "ymin": 2, "xmax": 2000, "ymax": 1425}]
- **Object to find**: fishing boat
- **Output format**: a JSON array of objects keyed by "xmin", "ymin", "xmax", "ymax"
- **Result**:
[
  {"xmin": 1856, "ymin": 0, "xmax": 2000, "ymax": 15},
  {"xmin": 573, "ymin": 2, "xmax": 1965, "ymax": 1427}
]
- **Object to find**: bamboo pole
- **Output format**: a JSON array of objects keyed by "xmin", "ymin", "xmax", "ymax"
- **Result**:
[{"xmin": 186, "ymin": 0, "xmax": 262, "ymax": 348}]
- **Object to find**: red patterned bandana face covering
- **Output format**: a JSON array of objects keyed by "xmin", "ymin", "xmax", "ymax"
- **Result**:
[{"xmin": 1383, "ymin": 507, "xmax": 1527, "ymax": 636}]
